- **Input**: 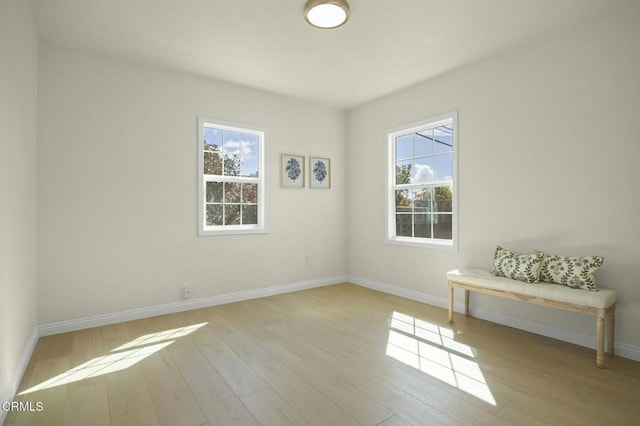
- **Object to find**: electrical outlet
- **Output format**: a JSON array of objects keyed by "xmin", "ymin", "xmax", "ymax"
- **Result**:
[{"xmin": 183, "ymin": 285, "xmax": 192, "ymax": 299}]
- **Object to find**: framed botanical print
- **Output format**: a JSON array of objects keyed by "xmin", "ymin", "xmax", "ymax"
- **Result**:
[
  {"xmin": 309, "ymin": 156, "xmax": 331, "ymax": 189},
  {"xmin": 281, "ymin": 153, "xmax": 305, "ymax": 188}
]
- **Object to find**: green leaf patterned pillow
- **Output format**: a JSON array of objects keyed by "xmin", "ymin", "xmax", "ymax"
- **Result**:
[
  {"xmin": 490, "ymin": 245, "xmax": 544, "ymax": 284},
  {"xmin": 540, "ymin": 253, "xmax": 603, "ymax": 291}
]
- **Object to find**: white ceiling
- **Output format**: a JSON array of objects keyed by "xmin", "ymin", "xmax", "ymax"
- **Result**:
[{"xmin": 28, "ymin": 0, "xmax": 631, "ymax": 110}]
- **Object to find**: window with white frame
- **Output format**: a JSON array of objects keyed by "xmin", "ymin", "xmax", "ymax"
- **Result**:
[
  {"xmin": 386, "ymin": 114, "xmax": 457, "ymax": 248},
  {"xmin": 198, "ymin": 117, "xmax": 266, "ymax": 236}
]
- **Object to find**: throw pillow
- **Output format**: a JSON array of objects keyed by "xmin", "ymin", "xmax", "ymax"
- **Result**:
[
  {"xmin": 490, "ymin": 245, "xmax": 544, "ymax": 284},
  {"xmin": 540, "ymin": 253, "xmax": 603, "ymax": 291}
]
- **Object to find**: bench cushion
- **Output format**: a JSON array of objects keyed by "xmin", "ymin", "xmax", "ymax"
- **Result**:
[{"xmin": 447, "ymin": 269, "xmax": 617, "ymax": 309}]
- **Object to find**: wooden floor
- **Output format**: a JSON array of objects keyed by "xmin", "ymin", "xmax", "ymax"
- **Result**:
[{"xmin": 4, "ymin": 284, "xmax": 640, "ymax": 426}]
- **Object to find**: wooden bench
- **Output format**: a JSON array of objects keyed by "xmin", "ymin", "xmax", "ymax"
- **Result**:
[{"xmin": 447, "ymin": 269, "xmax": 617, "ymax": 368}]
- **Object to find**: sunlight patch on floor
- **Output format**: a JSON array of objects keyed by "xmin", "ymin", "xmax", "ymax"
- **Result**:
[
  {"xmin": 386, "ymin": 312, "xmax": 496, "ymax": 406},
  {"xmin": 20, "ymin": 322, "xmax": 208, "ymax": 395},
  {"xmin": 112, "ymin": 322, "xmax": 208, "ymax": 352}
]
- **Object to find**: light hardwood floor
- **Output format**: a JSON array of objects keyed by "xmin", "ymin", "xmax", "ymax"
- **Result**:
[{"xmin": 4, "ymin": 283, "xmax": 640, "ymax": 425}]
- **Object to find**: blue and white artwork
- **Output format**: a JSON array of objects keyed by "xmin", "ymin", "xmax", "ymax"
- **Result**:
[
  {"xmin": 282, "ymin": 154, "xmax": 305, "ymax": 188},
  {"xmin": 310, "ymin": 157, "xmax": 331, "ymax": 189}
]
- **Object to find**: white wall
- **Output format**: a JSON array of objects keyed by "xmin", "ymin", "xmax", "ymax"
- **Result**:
[
  {"xmin": 347, "ymin": 4, "xmax": 640, "ymax": 349},
  {"xmin": 37, "ymin": 45, "xmax": 347, "ymax": 324},
  {"xmin": 0, "ymin": 0, "xmax": 39, "ymax": 412}
]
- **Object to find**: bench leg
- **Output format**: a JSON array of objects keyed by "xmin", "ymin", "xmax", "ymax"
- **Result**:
[
  {"xmin": 448, "ymin": 283, "xmax": 454, "ymax": 323},
  {"xmin": 596, "ymin": 311, "xmax": 605, "ymax": 368},
  {"xmin": 606, "ymin": 304, "xmax": 615, "ymax": 356},
  {"xmin": 465, "ymin": 289, "xmax": 470, "ymax": 317}
]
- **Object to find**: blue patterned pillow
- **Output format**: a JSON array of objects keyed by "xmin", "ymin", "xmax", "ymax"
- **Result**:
[
  {"xmin": 490, "ymin": 245, "xmax": 544, "ymax": 284},
  {"xmin": 540, "ymin": 253, "xmax": 603, "ymax": 291}
]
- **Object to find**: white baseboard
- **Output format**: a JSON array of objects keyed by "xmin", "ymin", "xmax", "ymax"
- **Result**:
[
  {"xmin": 348, "ymin": 275, "xmax": 640, "ymax": 363},
  {"xmin": 0, "ymin": 326, "xmax": 39, "ymax": 425},
  {"xmin": 614, "ymin": 341, "xmax": 640, "ymax": 362},
  {"xmin": 38, "ymin": 275, "xmax": 347, "ymax": 336}
]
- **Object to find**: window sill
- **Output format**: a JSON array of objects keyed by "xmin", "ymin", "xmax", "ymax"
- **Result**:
[
  {"xmin": 386, "ymin": 237, "xmax": 457, "ymax": 251},
  {"xmin": 199, "ymin": 227, "xmax": 268, "ymax": 237}
]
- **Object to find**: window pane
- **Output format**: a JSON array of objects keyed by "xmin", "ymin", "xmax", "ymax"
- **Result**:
[
  {"xmin": 206, "ymin": 182, "xmax": 223, "ymax": 202},
  {"xmin": 224, "ymin": 182, "xmax": 241, "ymax": 203},
  {"xmin": 241, "ymin": 156, "xmax": 259, "ymax": 177},
  {"xmin": 396, "ymin": 134, "xmax": 413, "ymax": 160},
  {"xmin": 413, "ymin": 157, "xmax": 434, "ymax": 184},
  {"xmin": 224, "ymin": 154, "xmax": 241, "ymax": 176},
  {"xmin": 434, "ymin": 125, "xmax": 453, "ymax": 153},
  {"xmin": 433, "ymin": 214, "xmax": 452, "ymax": 239},
  {"xmin": 225, "ymin": 204, "xmax": 241, "ymax": 225},
  {"xmin": 204, "ymin": 152, "xmax": 222, "ymax": 175},
  {"xmin": 414, "ymin": 188, "xmax": 433, "ymax": 213},
  {"xmin": 396, "ymin": 214, "xmax": 412, "ymax": 237},
  {"xmin": 206, "ymin": 204, "xmax": 223, "ymax": 226},
  {"xmin": 223, "ymin": 131, "xmax": 241, "ymax": 154},
  {"xmin": 242, "ymin": 205, "xmax": 258, "ymax": 224},
  {"xmin": 241, "ymin": 133, "xmax": 259, "ymax": 152},
  {"xmin": 414, "ymin": 214, "xmax": 432, "ymax": 238},
  {"xmin": 241, "ymin": 133, "xmax": 259, "ymax": 177},
  {"xmin": 396, "ymin": 160, "xmax": 413, "ymax": 184},
  {"xmin": 395, "ymin": 189, "xmax": 412, "ymax": 213},
  {"xmin": 242, "ymin": 183, "xmax": 258, "ymax": 204},
  {"xmin": 433, "ymin": 153, "xmax": 453, "ymax": 182},
  {"xmin": 415, "ymin": 130, "xmax": 433, "ymax": 156},
  {"xmin": 435, "ymin": 186, "xmax": 452, "ymax": 212},
  {"xmin": 204, "ymin": 127, "xmax": 222, "ymax": 149}
]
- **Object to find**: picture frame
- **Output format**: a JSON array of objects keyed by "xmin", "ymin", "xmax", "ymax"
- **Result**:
[
  {"xmin": 309, "ymin": 156, "xmax": 331, "ymax": 189},
  {"xmin": 281, "ymin": 153, "xmax": 305, "ymax": 188}
]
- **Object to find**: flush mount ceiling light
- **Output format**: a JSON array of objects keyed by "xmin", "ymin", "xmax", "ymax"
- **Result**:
[{"xmin": 304, "ymin": 0, "xmax": 350, "ymax": 29}]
